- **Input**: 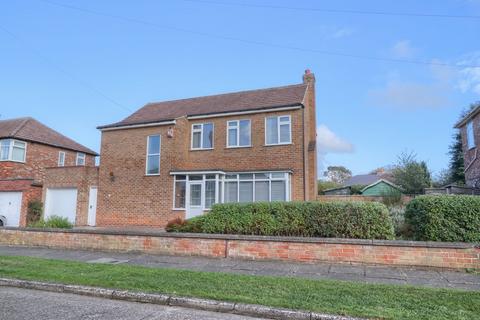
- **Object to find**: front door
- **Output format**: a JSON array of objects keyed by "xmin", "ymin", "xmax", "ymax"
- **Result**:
[
  {"xmin": 186, "ymin": 181, "xmax": 203, "ymax": 219},
  {"xmin": 87, "ymin": 187, "xmax": 97, "ymax": 226}
]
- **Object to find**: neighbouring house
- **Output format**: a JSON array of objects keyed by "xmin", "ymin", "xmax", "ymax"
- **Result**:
[
  {"xmin": 455, "ymin": 105, "xmax": 480, "ymax": 188},
  {"xmin": 323, "ymin": 173, "xmax": 398, "ymax": 196},
  {"xmin": 322, "ymin": 186, "xmax": 352, "ymax": 196},
  {"xmin": 0, "ymin": 117, "xmax": 97, "ymax": 227},
  {"xmin": 360, "ymin": 179, "xmax": 402, "ymax": 196},
  {"xmin": 85, "ymin": 71, "xmax": 317, "ymax": 228}
]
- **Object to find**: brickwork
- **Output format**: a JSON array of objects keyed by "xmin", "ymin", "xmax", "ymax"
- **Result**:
[
  {"xmin": 0, "ymin": 229, "xmax": 478, "ymax": 270},
  {"xmin": 43, "ymin": 167, "xmax": 99, "ymax": 226},
  {"xmin": 459, "ymin": 112, "xmax": 480, "ymax": 188},
  {"xmin": 97, "ymin": 74, "xmax": 317, "ymax": 228}
]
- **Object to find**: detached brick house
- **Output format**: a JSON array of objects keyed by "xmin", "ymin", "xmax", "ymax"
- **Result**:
[
  {"xmin": 455, "ymin": 105, "xmax": 480, "ymax": 188},
  {"xmin": 92, "ymin": 71, "xmax": 317, "ymax": 227},
  {"xmin": 0, "ymin": 117, "xmax": 97, "ymax": 227}
]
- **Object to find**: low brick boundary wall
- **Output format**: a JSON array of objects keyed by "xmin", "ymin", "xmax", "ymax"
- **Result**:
[{"xmin": 0, "ymin": 228, "xmax": 478, "ymax": 270}]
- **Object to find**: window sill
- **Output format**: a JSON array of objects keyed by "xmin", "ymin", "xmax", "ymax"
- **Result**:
[
  {"xmin": 0, "ymin": 159, "xmax": 26, "ymax": 163},
  {"xmin": 145, "ymin": 174, "xmax": 161, "ymax": 177},
  {"xmin": 225, "ymin": 145, "xmax": 252, "ymax": 149},
  {"xmin": 190, "ymin": 148, "xmax": 214, "ymax": 151},
  {"xmin": 172, "ymin": 208, "xmax": 186, "ymax": 211},
  {"xmin": 264, "ymin": 142, "xmax": 292, "ymax": 147}
]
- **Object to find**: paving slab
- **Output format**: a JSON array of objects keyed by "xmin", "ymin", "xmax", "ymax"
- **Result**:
[{"xmin": 0, "ymin": 245, "xmax": 478, "ymax": 291}]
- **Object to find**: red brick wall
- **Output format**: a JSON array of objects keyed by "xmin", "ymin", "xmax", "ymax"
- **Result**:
[
  {"xmin": 97, "ymin": 108, "xmax": 309, "ymax": 228},
  {"xmin": 0, "ymin": 229, "xmax": 478, "ymax": 270},
  {"xmin": 0, "ymin": 142, "xmax": 95, "ymax": 184},
  {"xmin": 460, "ymin": 112, "xmax": 480, "ymax": 188},
  {"xmin": 43, "ymin": 167, "xmax": 99, "ymax": 226}
]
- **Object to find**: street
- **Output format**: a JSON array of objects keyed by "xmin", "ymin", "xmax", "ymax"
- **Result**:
[{"xmin": 0, "ymin": 287, "xmax": 265, "ymax": 320}]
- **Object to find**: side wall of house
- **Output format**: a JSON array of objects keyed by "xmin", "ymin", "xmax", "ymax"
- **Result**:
[
  {"xmin": 302, "ymin": 72, "xmax": 318, "ymax": 200},
  {"xmin": 460, "ymin": 113, "xmax": 480, "ymax": 188}
]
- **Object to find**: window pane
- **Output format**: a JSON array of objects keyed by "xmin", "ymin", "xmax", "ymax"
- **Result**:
[
  {"xmin": 13, "ymin": 141, "xmax": 26, "ymax": 148},
  {"xmin": 239, "ymin": 181, "xmax": 253, "ymax": 202},
  {"xmin": 266, "ymin": 117, "xmax": 278, "ymax": 144},
  {"xmin": 189, "ymin": 175, "xmax": 203, "ymax": 180},
  {"xmin": 205, "ymin": 181, "xmax": 216, "ymax": 208},
  {"xmin": 228, "ymin": 128, "xmax": 237, "ymax": 147},
  {"xmin": 192, "ymin": 131, "xmax": 201, "ymax": 148},
  {"xmin": 0, "ymin": 140, "xmax": 10, "ymax": 160},
  {"xmin": 76, "ymin": 154, "xmax": 85, "ymax": 166},
  {"xmin": 279, "ymin": 123, "xmax": 290, "ymax": 143},
  {"xmin": 239, "ymin": 173, "xmax": 253, "ymax": 180},
  {"xmin": 12, "ymin": 146, "xmax": 25, "ymax": 162},
  {"xmin": 271, "ymin": 172, "xmax": 286, "ymax": 179},
  {"xmin": 225, "ymin": 182, "xmax": 238, "ymax": 203},
  {"xmin": 271, "ymin": 181, "xmax": 286, "ymax": 201},
  {"xmin": 225, "ymin": 174, "xmax": 237, "ymax": 180},
  {"xmin": 203, "ymin": 123, "xmax": 213, "ymax": 148},
  {"xmin": 176, "ymin": 175, "xmax": 187, "ymax": 181},
  {"xmin": 205, "ymin": 174, "xmax": 216, "ymax": 180},
  {"xmin": 146, "ymin": 155, "xmax": 160, "ymax": 174},
  {"xmin": 255, "ymin": 181, "xmax": 269, "ymax": 201},
  {"xmin": 190, "ymin": 184, "xmax": 202, "ymax": 206},
  {"xmin": 239, "ymin": 120, "xmax": 250, "ymax": 146},
  {"xmin": 175, "ymin": 181, "xmax": 186, "ymax": 208},
  {"xmin": 467, "ymin": 121, "xmax": 475, "ymax": 149},
  {"xmin": 279, "ymin": 116, "xmax": 290, "ymax": 122},
  {"xmin": 148, "ymin": 135, "xmax": 160, "ymax": 154},
  {"xmin": 255, "ymin": 173, "xmax": 269, "ymax": 180}
]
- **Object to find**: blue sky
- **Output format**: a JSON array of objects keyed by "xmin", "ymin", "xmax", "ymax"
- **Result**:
[{"xmin": 1, "ymin": 0, "xmax": 479, "ymax": 177}]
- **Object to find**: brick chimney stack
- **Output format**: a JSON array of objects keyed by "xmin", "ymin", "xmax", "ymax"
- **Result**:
[
  {"xmin": 301, "ymin": 69, "xmax": 317, "ymax": 200},
  {"xmin": 303, "ymin": 69, "xmax": 315, "ymax": 85}
]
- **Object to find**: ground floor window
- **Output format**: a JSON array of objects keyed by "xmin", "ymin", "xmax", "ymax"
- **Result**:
[{"xmin": 173, "ymin": 171, "xmax": 290, "ymax": 210}]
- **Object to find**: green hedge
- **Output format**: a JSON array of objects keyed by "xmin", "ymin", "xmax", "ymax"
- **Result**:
[
  {"xmin": 28, "ymin": 215, "xmax": 73, "ymax": 229},
  {"xmin": 405, "ymin": 195, "xmax": 480, "ymax": 242},
  {"xmin": 167, "ymin": 201, "xmax": 395, "ymax": 240}
]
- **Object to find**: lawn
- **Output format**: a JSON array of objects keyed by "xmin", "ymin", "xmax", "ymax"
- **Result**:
[{"xmin": 0, "ymin": 255, "xmax": 479, "ymax": 320}]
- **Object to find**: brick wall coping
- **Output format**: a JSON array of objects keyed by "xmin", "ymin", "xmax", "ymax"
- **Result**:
[{"xmin": 3, "ymin": 227, "xmax": 478, "ymax": 249}]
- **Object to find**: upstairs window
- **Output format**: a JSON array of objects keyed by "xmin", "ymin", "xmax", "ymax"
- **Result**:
[
  {"xmin": 0, "ymin": 139, "xmax": 26, "ymax": 162},
  {"xmin": 227, "ymin": 120, "xmax": 251, "ymax": 147},
  {"xmin": 76, "ymin": 152, "xmax": 86, "ymax": 166},
  {"xmin": 146, "ymin": 135, "xmax": 161, "ymax": 175},
  {"xmin": 191, "ymin": 123, "xmax": 214, "ymax": 149},
  {"xmin": 467, "ymin": 120, "xmax": 475, "ymax": 149},
  {"xmin": 58, "ymin": 151, "xmax": 65, "ymax": 167},
  {"xmin": 266, "ymin": 115, "xmax": 291, "ymax": 145}
]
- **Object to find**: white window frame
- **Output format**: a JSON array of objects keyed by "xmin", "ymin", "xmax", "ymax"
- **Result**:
[
  {"xmin": 227, "ymin": 119, "xmax": 251, "ymax": 148},
  {"xmin": 173, "ymin": 175, "xmax": 187, "ymax": 210},
  {"xmin": 58, "ymin": 151, "xmax": 66, "ymax": 167},
  {"xmin": 145, "ymin": 135, "xmax": 161, "ymax": 176},
  {"xmin": 467, "ymin": 120, "xmax": 476, "ymax": 149},
  {"xmin": 265, "ymin": 115, "xmax": 292, "ymax": 146},
  {"xmin": 76, "ymin": 152, "xmax": 86, "ymax": 166},
  {"xmin": 191, "ymin": 123, "xmax": 214, "ymax": 150},
  {"xmin": 0, "ymin": 139, "xmax": 27, "ymax": 163}
]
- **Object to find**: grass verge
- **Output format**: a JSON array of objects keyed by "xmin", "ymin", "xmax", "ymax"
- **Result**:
[{"xmin": 0, "ymin": 255, "xmax": 479, "ymax": 320}]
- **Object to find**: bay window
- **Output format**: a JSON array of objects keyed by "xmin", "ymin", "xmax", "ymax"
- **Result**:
[
  {"xmin": 191, "ymin": 123, "xmax": 214, "ymax": 149},
  {"xmin": 0, "ymin": 139, "xmax": 26, "ymax": 162},
  {"xmin": 227, "ymin": 120, "xmax": 251, "ymax": 147},
  {"xmin": 266, "ymin": 115, "xmax": 291, "ymax": 145}
]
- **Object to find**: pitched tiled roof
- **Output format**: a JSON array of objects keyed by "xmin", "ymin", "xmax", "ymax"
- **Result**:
[
  {"xmin": 0, "ymin": 117, "xmax": 97, "ymax": 155},
  {"xmin": 99, "ymin": 83, "xmax": 308, "ymax": 129},
  {"xmin": 454, "ymin": 104, "xmax": 480, "ymax": 128},
  {"xmin": 344, "ymin": 174, "xmax": 382, "ymax": 186}
]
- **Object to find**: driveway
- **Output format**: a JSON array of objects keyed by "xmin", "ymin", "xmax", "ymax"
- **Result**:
[{"xmin": 0, "ymin": 287, "xmax": 265, "ymax": 320}]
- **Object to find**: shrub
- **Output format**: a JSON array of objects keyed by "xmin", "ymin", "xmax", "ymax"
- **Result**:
[
  {"xmin": 405, "ymin": 195, "xmax": 480, "ymax": 242},
  {"xmin": 29, "ymin": 215, "xmax": 73, "ymax": 229},
  {"xmin": 169, "ymin": 201, "xmax": 395, "ymax": 240},
  {"xmin": 26, "ymin": 201, "xmax": 43, "ymax": 225}
]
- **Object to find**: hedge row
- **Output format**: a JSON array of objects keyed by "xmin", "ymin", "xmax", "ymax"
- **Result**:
[
  {"xmin": 405, "ymin": 195, "xmax": 480, "ymax": 242},
  {"xmin": 167, "ymin": 201, "xmax": 395, "ymax": 240}
]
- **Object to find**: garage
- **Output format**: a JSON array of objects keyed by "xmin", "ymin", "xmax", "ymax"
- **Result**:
[
  {"xmin": 0, "ymin": 192, "xmax": 23, "ymax": 227},
  {"xmin": 44, "ymin": 188, "xmax": 78, "ymax": 224}
]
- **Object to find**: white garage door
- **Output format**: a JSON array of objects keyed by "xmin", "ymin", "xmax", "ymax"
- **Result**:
[
  {"xmin": 0, "ymin": 192, "xmax": 23, "ymax": 227},
  {"xmin": 45, "ymin": 188, "xmax": 78, "ymax": 224}
]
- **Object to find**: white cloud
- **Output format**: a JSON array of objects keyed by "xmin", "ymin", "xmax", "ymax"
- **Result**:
[
  {"xmin": 317, "ymin": 124, "xmax": 354, "ymax": 154},
  {"xmin": 368, "ymin": 81, "xmax": 451, "ymax": 110},
  {"xmin": 457, "ymin": 52, "xmax": 480, "ymax": 95},
  {"xmin": 329, "ymin": 27, "xmax": 355, "ymax": 39},
  {"xmin": 391, "ymin": 40, "xmax": 415, "ymax": 59}
]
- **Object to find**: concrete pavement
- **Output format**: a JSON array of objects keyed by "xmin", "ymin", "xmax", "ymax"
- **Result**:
[
  {"xmin": 0, "ymin": 287, "xmax": 265, "ymax": 320},
  {"xmin": 0, "ymin": 245, "xmax": 478, "ymax": 291}
]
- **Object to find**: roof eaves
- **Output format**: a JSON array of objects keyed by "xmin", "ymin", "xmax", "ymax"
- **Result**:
[{"xmin": 454, "ymin": 105, "xmax": 480, "ymax": 128}]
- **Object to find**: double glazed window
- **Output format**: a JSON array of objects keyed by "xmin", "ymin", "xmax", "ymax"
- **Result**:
[
  {"xmin": 146, "ymin": 135, "xmax": 161, "ymax": 175},
  {"xmin": 227, "ymin": 120, "xmax": 251, "ymax": 147},
  {"xmin": 266, "ymin": 115, "xmax": 291, "ymax": 145},
  {"xmin": 58, "ymin": 151, "xmax": 65, "ymax": 167},
  {"xmin": 173, "ymin": 174, "xmax": 217, "ymax": 209},
  {"xmin": 224, "ymin": 172, "xmax": 288, "ymax": 203},
  {"xmin": 76, "ymin": 152, "xmax": 86, "ymax": 166},
  {"xmin": 191, "ymin": 123, "xmax": 213, "ymax": 149},
  {"xmin": 0, "ymin": 139, "xmax": 26, "ymax": 162},
  {"xmin": 467, "ymin": 121, "xmax": 476, "ymax": 149}
]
